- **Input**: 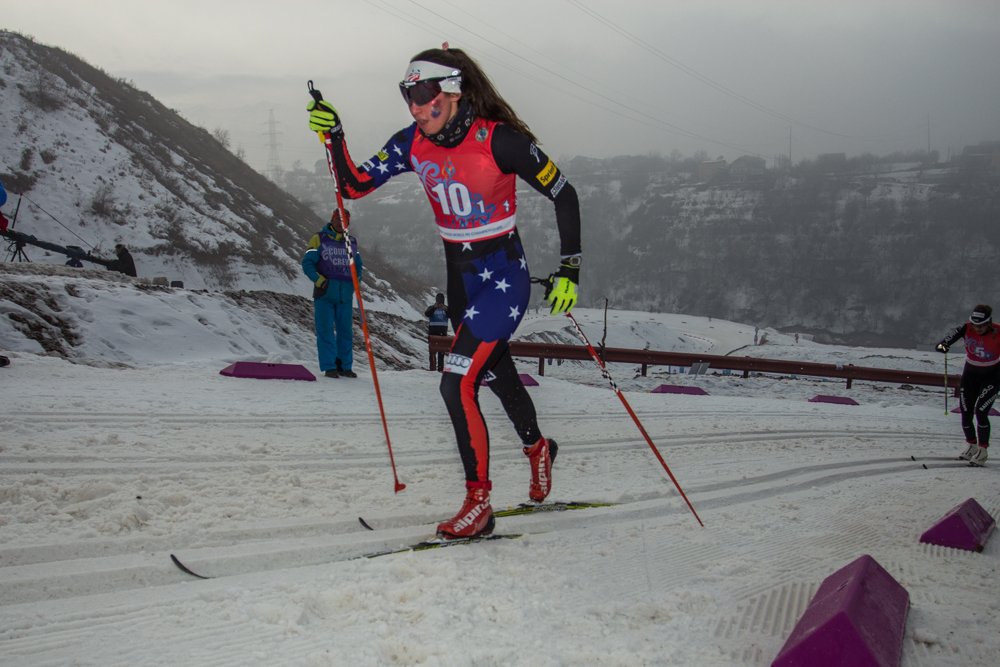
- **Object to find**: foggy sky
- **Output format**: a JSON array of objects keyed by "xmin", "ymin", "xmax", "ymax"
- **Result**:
[{"xmin": 4, "ymin": 0, "xmax": 999, "ymax": 174}]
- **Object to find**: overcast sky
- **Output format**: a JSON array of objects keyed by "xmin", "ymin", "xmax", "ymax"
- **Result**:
[{"xmin": 5, "ymin": 0, "xmax": 999, "ymax": 174}]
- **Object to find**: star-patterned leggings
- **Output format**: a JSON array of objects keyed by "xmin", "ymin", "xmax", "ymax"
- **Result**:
[{"xmin": 439, "ymin": 236, "xmax": 540, "ymax": 485}]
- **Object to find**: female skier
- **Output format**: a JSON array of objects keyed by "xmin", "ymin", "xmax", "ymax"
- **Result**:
[
  {"xmin": 307, "ymin": 47, "xmax": 581, "ymax": 538},
  {"xmin": 937, "ymin": 305, "xmax": 999, "ymax": 466}
]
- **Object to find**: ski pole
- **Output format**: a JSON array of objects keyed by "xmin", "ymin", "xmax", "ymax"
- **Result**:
[
  {"xmin": 564, "ymin": 311, "xmax": 703, "ymax": 527},
  {"xmin": 309, "ymin": 81, "xmax": 405, "ymax": 493}
]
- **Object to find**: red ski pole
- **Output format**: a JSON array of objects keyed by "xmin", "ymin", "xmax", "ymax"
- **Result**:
[
  {"xmin": 309, "ymin": 82, "xmax": 405, "ymax": 493},
  {"xmin": 565, "ymin": 312, "xmax": 703, "ymax": 526}
]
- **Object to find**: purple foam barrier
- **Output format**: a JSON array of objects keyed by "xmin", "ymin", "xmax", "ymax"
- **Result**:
[
  {"xmin": 772, "ymin": 554, "xmax": 909, "ymax": 667},
  {"xmin": 650, "ymin": 385, "xmax": 709, "ymax": 395},
  {"xmin": 809, "ymin": 395, "xmax": 860, "ymax": 406},
  {"xmin": 219, "ymin": 362, "xmax": 316, "ymax": 381},
  {"xmin": 480, "ymin": 373, "xmax": 538, "ymax": 387},
  {"xmin": 919, "ymin": 498, "xmax": 996, "ymax": 552},
  {"xmin": 950, "ymin": 406, "xmax": 1000, "ymax": 415}
]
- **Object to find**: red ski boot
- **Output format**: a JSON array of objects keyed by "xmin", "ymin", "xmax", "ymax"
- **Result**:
[
  {"xmin": 524, "ymin": 437, "xmax": 558, "ymax": 502},
  {"xmin": 436, "ymin": 485, "xmax": 494, "ymax": 539}
]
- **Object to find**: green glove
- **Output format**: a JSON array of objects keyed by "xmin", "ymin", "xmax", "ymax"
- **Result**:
[
  {"xmin": 307, "ymin": 99, "xmax": 342, "ymax": 135},
  {"xmin": 546, "ymin": 261, "xmax": 579, "ymax": 315}
]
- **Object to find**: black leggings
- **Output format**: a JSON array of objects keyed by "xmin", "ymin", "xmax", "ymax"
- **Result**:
[{"xmin": 959, "ymin": 363, "xmax": 1000, "ymax": 445}]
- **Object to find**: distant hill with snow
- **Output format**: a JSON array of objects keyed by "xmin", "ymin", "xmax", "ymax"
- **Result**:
[{"xmin": 0, "ymin": 30, "xmax": 425, "ymax": 313}]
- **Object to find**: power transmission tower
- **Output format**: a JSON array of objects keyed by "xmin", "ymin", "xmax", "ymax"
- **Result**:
[{"xmin": 264, "ymin": 110, "xmax": 283, "ymax": 183}]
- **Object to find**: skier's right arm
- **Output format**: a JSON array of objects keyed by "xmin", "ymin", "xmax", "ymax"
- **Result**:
[
  {"xmin": 308, "ymin": 101, "xmax": 416, "ymax": 199},
  {"xmin": 937, "ymin": 324, "xmax": 968, "ymax": 352}
]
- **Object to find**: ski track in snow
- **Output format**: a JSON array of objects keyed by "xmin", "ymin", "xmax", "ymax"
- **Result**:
[{"xmin": 2, "ymin": 309, "xmax": 999, "ymax": 665}]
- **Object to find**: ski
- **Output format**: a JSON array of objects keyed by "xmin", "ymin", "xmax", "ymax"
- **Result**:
[
  {"xmin": 920, "ymin": 463, "xmax": 972, "ymax": 469},
  {"xmin": 909, "ymin": 455, "xmax": 985, "ymax": 469},
  {"xmin": 361, "ymin": 533, "xmax": 523, "ymax": 559},
  {"xmin": 171, "ymin": 553, "xmax": 212, "ymax": 579},
  {"xmin": 356, "ymin": 500, "xmax": 615, "ymax": 532},
  {"xmin": 493, "ymin": 501, "xmax": 617, "ymax": 517}
]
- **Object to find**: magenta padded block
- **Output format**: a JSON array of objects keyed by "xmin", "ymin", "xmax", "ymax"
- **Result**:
[
  {"xmin": 919, "ymin": 498, "xmax": 996, "ymax": 552},
  {"xmin": 480, "ymin": 374, "xmax": 538, "ymax": 387},
  {"xmin": 220, "ymin": 362, "xmax": 316, "ymax": 381},
  {"xmin": 772, "ymin": 555, "xmax": 909, "ymax": 667},
  {"xmin": 809, "ymin": 395, "xmax": 860, "ymax": 405},
  {"xmin": 650, "ymin": 385, "xmax": 709, "ymax": 395},
  {"xmin": 950, "ymin": 406, "xmax": 999, "ymax": 415}
]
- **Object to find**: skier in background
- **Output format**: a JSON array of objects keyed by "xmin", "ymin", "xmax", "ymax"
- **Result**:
[
  {"xmin": 425, "ymin": 293, "xmax": 449, "ymax": 371},
  {"xmin": 307, "ymin": 45, "xmax": 581, "ymax": 538},
  {"xmin": 936, "ymin": 304, "xmax": 999, "ymax": 466},
  {"xmin": 302, "ymin": 208, "xmax": 363, "ymax": 379}
]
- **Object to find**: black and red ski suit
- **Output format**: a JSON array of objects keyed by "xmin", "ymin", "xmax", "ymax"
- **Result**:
[
  {"xmin": 939, "ymin": 322, "xmax": 1000, "ymax": 446},
  {"xmin": 324, "ymin": 102, "xmax": 581, "ymax": 488}
]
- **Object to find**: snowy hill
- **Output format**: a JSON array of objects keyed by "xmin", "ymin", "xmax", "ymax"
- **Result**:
[
  {"xmin": 0, "ymin": 30, "xmax": 423, "ymax": 313},
  {"xmin": 0, "ymin": 262, "xmax": 425, "ymax": 368}
]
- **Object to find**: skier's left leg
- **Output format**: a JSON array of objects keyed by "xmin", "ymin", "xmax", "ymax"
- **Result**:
[
  {"xmin": 959, "ymin": 370, "xmax": 980, "ymax": 446},
  {"xmin": 486, "ymin": 351, "xmax": 557, "ymax": 502},
  {"xmin": 969, "ymin": 371, "xmax": 998, "ymax": 466},
  {"xmin": 486, "ymin": 349, "xmax": 541, "ymax": 445}
]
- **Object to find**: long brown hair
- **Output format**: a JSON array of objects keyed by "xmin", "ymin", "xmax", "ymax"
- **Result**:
[{"xmin": 410, "ymin": 47, "xmax": 538, "ymax": 144}]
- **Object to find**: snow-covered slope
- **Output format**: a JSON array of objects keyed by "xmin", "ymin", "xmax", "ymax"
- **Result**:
[
  {"xmin": 0, "ymin": 31, "xmax": 421, "ymax": 308},
  {"xmin": 0, "ymin": 262, "xmax": 425, "ymax": 368},
  {"xmin": 2, "ymin": 266, "xmax": 997, "ymax": 666}
]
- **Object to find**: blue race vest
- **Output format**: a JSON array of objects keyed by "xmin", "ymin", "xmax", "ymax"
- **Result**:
[
  {"xmin": 317, "ymin": 232, "xmax": 358, "ymax": 283},
  {"xmin": 429, "ymin": 306, "xmax": 448, "ymax": 326}
]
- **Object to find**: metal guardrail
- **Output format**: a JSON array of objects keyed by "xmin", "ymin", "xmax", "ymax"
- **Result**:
[{"xmin": 428, "ymin": 336, "xmax": 960, "ymax": 391}]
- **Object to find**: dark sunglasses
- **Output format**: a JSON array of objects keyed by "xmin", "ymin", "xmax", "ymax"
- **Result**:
[{"xmin": 399, "ymin": 79, "xmax": 443, "ymax": 106}]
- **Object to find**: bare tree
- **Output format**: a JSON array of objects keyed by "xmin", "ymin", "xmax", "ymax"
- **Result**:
[{"xmin": 212, "ymin": 127, "xmax": 231, "ymax": 150}]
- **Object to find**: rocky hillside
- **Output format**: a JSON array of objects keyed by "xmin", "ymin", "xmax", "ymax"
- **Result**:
[
  {"xmin": 0, "ymin": 30, "xmax": 425, "ymax": 319},
  {"xmin": 0, "ymin": 262, "xmax": 426, "ymax": 369}
]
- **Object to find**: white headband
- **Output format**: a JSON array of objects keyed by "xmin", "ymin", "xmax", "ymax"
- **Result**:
[{"xmin": 401, "ymin": 60, "xmax": 462, "ymax": 93}]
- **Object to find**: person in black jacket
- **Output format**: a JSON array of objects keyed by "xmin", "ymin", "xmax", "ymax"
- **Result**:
[
  {"xmin": 937, "ymin": 305, "xmax": 1000, "ymax": 466},
  {"xmin": 107, "ymin": 244, "xmax": 137, "ymax": 277},
  {"xmin": 425, "ymin": 293, "xmax": 449, "ymax": 370}
]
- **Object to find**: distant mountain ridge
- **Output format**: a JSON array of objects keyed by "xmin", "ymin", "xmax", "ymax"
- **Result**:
[{"xmin": 281, "ymin": 149, "xmax": 1000, "ymax": 347}]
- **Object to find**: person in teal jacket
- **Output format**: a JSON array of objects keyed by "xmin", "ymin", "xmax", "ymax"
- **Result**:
[{"xmin": 301, "ymin": 209, "xmax": 363, "ymax": 378}]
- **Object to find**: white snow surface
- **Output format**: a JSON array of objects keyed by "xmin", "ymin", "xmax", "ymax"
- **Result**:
[{"xmin": 1, "ymin": 281, "xmax": 998, "ymax": 666}]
